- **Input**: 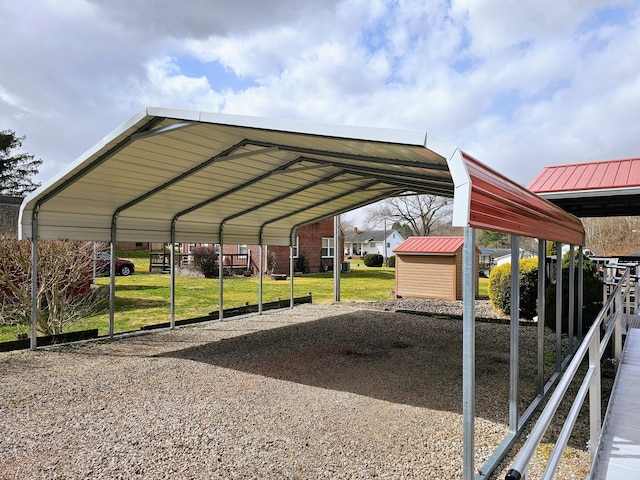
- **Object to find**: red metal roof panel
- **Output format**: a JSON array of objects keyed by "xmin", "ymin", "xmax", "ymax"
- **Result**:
[
  {"xmin": 460, "ymin": 152, "xmax": 585, "ymax": 245},
  {"xmin": 393, "ymin": 236, "xmax": 465, "ymax": 254},
  {"xmin": 529, "ymin": 158, "xmax": 640, "ymax": 193}
]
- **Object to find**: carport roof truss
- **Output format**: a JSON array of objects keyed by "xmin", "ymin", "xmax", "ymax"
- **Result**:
[{"xmin": 20, "ymin": 107, "xmax": 584, "ymax": 246}]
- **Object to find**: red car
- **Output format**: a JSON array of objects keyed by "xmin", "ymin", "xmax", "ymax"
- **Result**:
[{"xmin": 96, "ymin": 253, "xmax": 135, "ymax": 276}]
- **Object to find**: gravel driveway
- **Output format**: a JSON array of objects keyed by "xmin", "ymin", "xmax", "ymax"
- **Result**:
[{"xmin": 0, "ymin": 302, "xmax": 598, "ymax": 479}]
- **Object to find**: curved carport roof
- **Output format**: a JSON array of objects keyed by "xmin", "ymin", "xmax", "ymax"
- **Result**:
[
  {"xmin": 18, "ymin": 107, "xmax": 586, "ymax": 480},
  {"xmin": 20, "ymin": 107, "xmax": 584, "ymax": 246}
]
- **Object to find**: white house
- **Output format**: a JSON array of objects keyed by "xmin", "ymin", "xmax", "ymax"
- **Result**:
[
  {"xmin": 494, "ymin": 248, "xmax": 537, "ymax": 267},
  {"xmin": 344, "ymin": 228, "xmax": 405, "ymax": 261}
]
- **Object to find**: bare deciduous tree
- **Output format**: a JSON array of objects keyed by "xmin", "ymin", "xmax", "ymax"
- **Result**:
[
  {"xmin": 365, "ymin": 194, "xmax": 453, "ymax": 236},
  {"xmin": 0, "ymin": 239, "xmax": 107, "ymax": 336},
  {"xmin": 583, "ymin": 216, "xmax": 640, "ymax": 256}
]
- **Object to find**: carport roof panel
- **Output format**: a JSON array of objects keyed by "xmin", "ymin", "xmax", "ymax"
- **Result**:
[{"xmin": 19, "ymin": 107, "xmax": 585, "ymax": 245}]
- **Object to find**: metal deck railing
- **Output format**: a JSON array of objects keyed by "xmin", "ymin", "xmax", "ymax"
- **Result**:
[{"xmin": 505, "ymin": 268, "xmax": 632, "ymax": 480}]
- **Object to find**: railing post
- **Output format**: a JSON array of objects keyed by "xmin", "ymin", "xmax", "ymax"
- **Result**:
[
  {"xmin": 589, "ymin": 330, "xmax": 601, "ymax": 464},
  {"xmin": 615, "ymin": 284, "xmax": 623, "ymax": 363}
]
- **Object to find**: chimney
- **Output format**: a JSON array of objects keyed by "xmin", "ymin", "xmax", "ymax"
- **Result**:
[{"xmin": 354, "ymin": 227, "xmax": 358, "ymax": 233}]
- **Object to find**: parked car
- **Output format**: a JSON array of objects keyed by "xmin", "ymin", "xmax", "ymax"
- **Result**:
[{"xmin": 96, "ymin": 253, "xmax": 135, "ymax": 276}]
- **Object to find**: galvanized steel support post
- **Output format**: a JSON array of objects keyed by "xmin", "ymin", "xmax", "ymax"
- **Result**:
[
  {"xmin": 30, "ymin": 207, "xmax": 39, "ymax": 350},
  {"xmin": 537, "ymin": 240, "xmax": 546, "ymax": 396},
  {"xmin": 462, "ymin": 227, "xmax": 476, "ymax": 480},
  {"xmin": 258, "ymin": 245, "xmax": 263, "ymax": 314},
  {"xmin": 568, "ymin": 245, "xmax": 575, "ymax": 352},
  {"xmin": 578, "ymin": 247, "xmax": 584, "ymax": 342},
  {"xmin": 170, "ymin": 227, "xmax": 176, "ymax": 329},
  {"xmin": 290, "ymin": 246, "xmax": 294, "ymax": 308},
  {"xmin": 218, "ymin": 242, "xmax": 224, "ymax": 321},
  {"xmin": 334, "ymin": 215, "xmax": 340, "ymax": 302},
  {"xmin": 109, "ymin": 216, "xmax": 117, "ymax": 338},
  {"xmin": 510, "ymin": 235, "xmax": 520, "ymax": 432},
  {"xmin": 555, "ymin": 242, "xmax": 563, "ymax": 372}
]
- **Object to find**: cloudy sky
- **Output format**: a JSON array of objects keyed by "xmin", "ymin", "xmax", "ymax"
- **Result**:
[{"xmin": 1, "ymin": 0, "xmax": 638, "ymax": 194}]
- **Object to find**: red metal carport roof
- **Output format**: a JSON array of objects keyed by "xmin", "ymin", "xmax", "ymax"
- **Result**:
[{"xmin": 528, "ymin": 157, "xmax": 640, "ymax": 217}]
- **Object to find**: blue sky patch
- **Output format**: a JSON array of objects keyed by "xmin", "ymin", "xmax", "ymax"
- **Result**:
[{"xmin": 176, "ymin": 56, "xmax": 256, "ymax": 91}]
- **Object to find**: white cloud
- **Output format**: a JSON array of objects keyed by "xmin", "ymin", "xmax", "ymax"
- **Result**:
[{"xmin": 0, "ymin": 0, "xmax": 638, "ymax": 190}]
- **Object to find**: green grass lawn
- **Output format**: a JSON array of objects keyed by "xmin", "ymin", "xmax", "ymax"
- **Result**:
[{"xmin": 0, "ymin": 249, "xmax": 490, "ymax": 342}]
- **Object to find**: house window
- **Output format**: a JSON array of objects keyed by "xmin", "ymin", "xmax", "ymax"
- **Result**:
[
  {"xmin": 321, "ymin": 237, "xmax": 334, "ymax": 257},
  {"xmin": 238, "ymin": 244, "xmax": 247, "ymax": 255},
  {"xmin": 370, "ymin": 242, "xmax": 375, "ymax": 248},
  {"xmin": 292, "ymin": 236, "xmax": 299, "ymax": 258},
  {"xmin": 387, "ymin": 242, "xmax": 390, "ymax": 248}
]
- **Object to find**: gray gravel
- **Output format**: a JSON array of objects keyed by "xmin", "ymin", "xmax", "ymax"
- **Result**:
[{"xmin": 0, "ymin": 302, "xmax": 598, "ymax": 479}]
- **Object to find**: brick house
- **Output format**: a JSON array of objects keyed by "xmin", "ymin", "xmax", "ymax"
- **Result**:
[
  {"xmin": 221, "ymin": 217, "xmax": 345, "ymax": 275},
  {"xmin": 0, "ymin": 196, "xmax": 23, "ymax": 238}
]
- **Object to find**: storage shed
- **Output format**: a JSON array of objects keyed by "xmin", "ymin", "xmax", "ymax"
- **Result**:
[{"xmin": 394, "ymin": 236, "xmax": 478, "ymax": 301}]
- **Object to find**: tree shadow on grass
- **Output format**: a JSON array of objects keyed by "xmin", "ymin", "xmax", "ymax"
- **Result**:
[{"xmin": 113, "ymin": 285, "xmax": 167, "ymax": 292}]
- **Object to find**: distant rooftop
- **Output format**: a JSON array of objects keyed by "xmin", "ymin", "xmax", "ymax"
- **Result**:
[{"xmin": 528, "ymin": 157, "xmax": 640, "ymax": 217}]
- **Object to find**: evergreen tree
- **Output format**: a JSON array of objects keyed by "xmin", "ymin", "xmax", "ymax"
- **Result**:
[{"xmin": 0, "ymin": 130, "xmax": 42, "ymax": 196}]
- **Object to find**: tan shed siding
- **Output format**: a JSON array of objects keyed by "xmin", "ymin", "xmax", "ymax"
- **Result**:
[
  {"xmin": 456, "ymin": 251, "xmax": 463, "ymax": 300},
  {"xmin": 396, "ymin": 255, "xmax": 457, "ymax": 300},
  {"xmin": 455, "ymin": 251, "xmax": 479, "ymax": 300}
]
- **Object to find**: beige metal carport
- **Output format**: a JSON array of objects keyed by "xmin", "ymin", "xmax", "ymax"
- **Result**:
[{"xmin": 19, "ymin": 107, "xmax": 585, "ymax": 480}]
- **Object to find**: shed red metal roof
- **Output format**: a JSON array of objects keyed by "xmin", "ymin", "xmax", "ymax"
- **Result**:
[
  {"xmin": 393, "ymin": 236, "xmax": 465, "ymax": 255},
  {"xmin": 528, "ymin": 158, "xmax": 640, "ymax": 193}
]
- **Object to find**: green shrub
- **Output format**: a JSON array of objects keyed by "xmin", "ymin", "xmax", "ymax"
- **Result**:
[
  {"xmin": 192, "ymin": 246, "xmax": 219, "ymax": 278},
  {"xmin": 363, "ymin": 253, "xmax": 384, "ymax": 267},
  {"xmin": 488, "ymin": 257, "xmax": 540, "ymax": 319},
  {"xmin": 387, "ymin": 255, "xmax": 396, "ymax": 268},
  {"xmin": 295, "ymin": 254, "xmax": 310, "ymax": 274},
  {"xmin": 545, "ymin": 251, "xmax": 603, "ymax": 335}
]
